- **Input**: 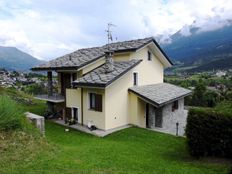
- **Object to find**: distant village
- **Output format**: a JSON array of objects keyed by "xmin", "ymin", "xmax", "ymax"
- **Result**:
[
  {"xmin": 165, "ymin": 68, "xmax": 232, "ymax": 78},
  {"xmin": 165, "ymin": 69, "xmax": 232, "ymax": 95},
  {"xmin": 0, "ymin": 68, "xmax": 56, "ymax": 93},
  {"xmin": 0, "ymin": 68, "xmax": 38, "ymax": 88}
]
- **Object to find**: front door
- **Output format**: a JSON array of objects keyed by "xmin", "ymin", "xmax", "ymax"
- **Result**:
[
  {"xmin": 73, "ymin": 107, "xmax": 78, "ymax": 121},
  {"xmin": 146, "ymin": 103, "xmax": 149, "ymax": 128}
]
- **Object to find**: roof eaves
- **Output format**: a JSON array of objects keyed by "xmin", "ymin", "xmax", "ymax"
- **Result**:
[
  {"xmin": 151, "ymin": 38, "xmax": 173, "ymax": 66},
  {"xmin": 31, "ymin": 66, "xmax": 80, "ymax": 71},
  {"xmin": 128, "ymin": 88, "xmax": 160, "ymax": 108},
  {"xmin": 128, "ymin": 87, "xmax": 192, "ymax": 108},
  {"xmin": 31, "ymin": 54, "xmax": 105, "ymax": 72},
  {"xmin": 74, "ymin": 59, "xmax": 143, "ymax": 88},
  {"xmin": 158, "ymin": 92, "xmax": 192, "ymax": 107}
]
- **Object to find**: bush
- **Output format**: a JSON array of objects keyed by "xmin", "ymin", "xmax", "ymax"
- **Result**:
[
  {"xmin": 186, "ymin": 108, "xmax": 232, "ymax": 158},
  {"xmin": 0, "ymin": 95, "xmax": 25, "ymax": 131},
  {"xmin": 204, "ymin": 90, "xmax": 220, "ymax": 107}
]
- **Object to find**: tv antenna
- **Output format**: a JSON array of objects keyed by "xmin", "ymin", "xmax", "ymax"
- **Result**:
[{"xmin": 105, "ymin": 23, "xmax": 116, "ymax": 49}]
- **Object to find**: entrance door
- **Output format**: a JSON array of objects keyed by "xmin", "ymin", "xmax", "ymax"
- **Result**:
[
  {"xmin": 146, "ymin": 103, "xmax": 149, "ymax": 128},
  {"xmin": 155, "ymin": 108, "xmax": 162, "ymax": 128},
  {"xmin": 73, "ymin": 108, "xmax": 78, "ymax": 121}
]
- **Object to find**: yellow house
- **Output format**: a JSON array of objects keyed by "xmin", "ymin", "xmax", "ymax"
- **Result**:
[{"xmin": 32, "ymin": 37, "xmax": 191, "ymax": 136}]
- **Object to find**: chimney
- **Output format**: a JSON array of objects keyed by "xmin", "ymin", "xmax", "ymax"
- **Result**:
[{"xmin": 105, "ymin": 51, "xmax": 114, "ymax": 73}]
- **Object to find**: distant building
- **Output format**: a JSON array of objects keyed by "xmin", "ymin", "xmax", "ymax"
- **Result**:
[{"xmin": 216, "ymin": 71, "xmax": 226, "ymax": 77}]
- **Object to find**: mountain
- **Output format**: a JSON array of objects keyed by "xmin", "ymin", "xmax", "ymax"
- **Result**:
[
  {"xmin": 162, "ymin": 23, "xmax": 232, "ymax": 72},
  {"xmin": 0, "ymin": 46, "xmax": 45, "ymax": 71}
]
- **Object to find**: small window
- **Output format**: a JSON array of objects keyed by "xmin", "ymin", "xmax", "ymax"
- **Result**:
[
  {"xmin": 172, "ymin": 100, "xmax": 179, "ymax": 111},
  {"xmin": 148, "ymin": 51, "xmax": 152, "ymax": 61},
  {"xmin": 89, "ymin": 93, "xmax": 102, "ymax": 112},
  {"xmin": 133, "ymin": 72, "xmax": 138, "ymax": 86}
]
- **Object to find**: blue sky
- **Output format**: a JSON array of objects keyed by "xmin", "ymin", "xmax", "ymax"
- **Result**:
[{"xmin": 0, "ymin": 0, "xmax": 232, "ymax": 60}]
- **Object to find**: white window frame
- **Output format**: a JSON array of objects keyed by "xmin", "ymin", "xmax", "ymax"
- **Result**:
[
  {"xmin": 89, "ymin": 92, "xmax": 96, "ymax": 110},
  {"xmin": 70, "ymin": 107, "xmax": 79, "ymax": 121}
]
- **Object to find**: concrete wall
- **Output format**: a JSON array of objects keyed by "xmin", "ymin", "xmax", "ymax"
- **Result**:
[
  {"xmin": 66, "ymin": 88, "xmax": 82, "ymax": 124},
  {"xmin": 66, "ymin": 88, "xmax": 106, "ymax": 130},
  {"xmin": 83, "ymin": 88, "xmax": 106, "ymax": 130},
  {"xmin": 128, "ymin": 92, "xmax": 146, "ymax": 128},
  {"xmin": 131, "ymin": 47, "xmax": 164, "ymax": 85},
  {"xmin": 148, "ymin": 98, "xmax": 187, "ymax": 136},
  {"xmin": 113, "ymin": 53, "xmax": 131, "ymax": 62},
  {"xmin": 105, "ymin": 69, "xmax": 132, "ymax": 130},
  {"xmin": 161, "ymin": 98, "xmax": 187, "ymax": 136}
]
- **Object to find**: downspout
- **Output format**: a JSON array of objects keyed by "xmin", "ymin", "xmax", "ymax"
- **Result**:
[{"xmin": 81, "ymin": 87, "xmax": 84, "ymax": 126}]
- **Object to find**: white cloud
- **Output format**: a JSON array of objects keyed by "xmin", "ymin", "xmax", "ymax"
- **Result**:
[{"xmin": 0, "ymin": 0, "xmax": 231, "ymax": 60}]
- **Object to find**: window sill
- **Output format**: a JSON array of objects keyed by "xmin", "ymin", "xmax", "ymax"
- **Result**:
[{"xmin": 88, "ymin": 109, "xmax": 102, "ymax": 113}]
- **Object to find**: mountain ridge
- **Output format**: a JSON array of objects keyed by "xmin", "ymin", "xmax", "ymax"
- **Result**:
[
  {"xmin": 0, "ymin": 46, "xmax": 45, "ymax": 71},
  {"xmin": 161, "ymin": 23, "xmax": 232, "ymax": 72}
]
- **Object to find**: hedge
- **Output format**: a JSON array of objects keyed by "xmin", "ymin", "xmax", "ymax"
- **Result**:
[{"xmin": 186, "ymin": 108, "xmax": 232, "ymax": 158}]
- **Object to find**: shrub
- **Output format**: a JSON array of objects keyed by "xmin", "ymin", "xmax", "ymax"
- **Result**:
[
  {"xmin": 204, "ymin": 90, "xmax": 220, "ymax": 107},
  {"xmin": 0, "ymin": 95, "xmax": 25, "ymax": 131},
  {"xmin": 186, "ymin": 108, "xmax": 232, "ymax": 158}
]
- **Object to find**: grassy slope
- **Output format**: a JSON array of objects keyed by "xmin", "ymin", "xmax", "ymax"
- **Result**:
[
  {"xmin": 0, "ymin": 86, "xmax": 47, "ymax": 115},
  {"xmin": 1, "ymin": 121, "xmax": 230, "ymax": 174},
  {"xmin": 0, "ymin": 88, "xmax": 230, "ymax": 174}
]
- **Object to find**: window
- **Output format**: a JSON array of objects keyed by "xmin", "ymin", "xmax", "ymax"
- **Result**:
[
  {"xmin": 89, "ymin": 93, "xmax": 102, "ymax": 112},
  {"xmin": 147, "ymin": 51, "xmax": 152, "ymax": 61},
  {"xmin": 133, "ymin": 72, "xmax": 138, "ymax": 86},
  {"xmin": 172, "ymin": 100, "xmax": 179, "ymax": 111}
]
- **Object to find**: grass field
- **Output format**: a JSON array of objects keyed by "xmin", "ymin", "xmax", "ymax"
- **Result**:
[
  {"xmin": 0, "ymin": 87, "xmax": 231, "ymax": 174},
  {"xmin": 0, "ymin": 121, "xmax": 230, "ymax": 174}
]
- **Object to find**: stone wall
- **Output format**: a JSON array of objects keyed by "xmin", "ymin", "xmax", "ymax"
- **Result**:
[{"xmin": 148, "ymin": 98, "xmax": 188, "ymax": 136}]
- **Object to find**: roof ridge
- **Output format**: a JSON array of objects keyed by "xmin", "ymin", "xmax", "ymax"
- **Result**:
[
  {"xmin": 60, "ymin": 37, "xmax": 154, "ymax": 56},
  {"xmin": 103, "ymin": 36, "xmax": 154, "ymax": 46}
]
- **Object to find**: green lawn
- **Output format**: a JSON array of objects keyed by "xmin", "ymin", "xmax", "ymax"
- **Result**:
[{"xmin": 1, "ymin": 121, "xmax": 230, "ymax": 174}]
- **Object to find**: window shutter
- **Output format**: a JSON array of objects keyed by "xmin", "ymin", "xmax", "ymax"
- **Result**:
[{"xmin": 95, "ymin": 94, "xmax": 102, "ymax": 112}]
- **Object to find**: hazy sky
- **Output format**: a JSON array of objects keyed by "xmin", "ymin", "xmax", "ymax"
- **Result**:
[{"xmin": 0, "ymin": 0, "xmax": 232, "ymax": 60}]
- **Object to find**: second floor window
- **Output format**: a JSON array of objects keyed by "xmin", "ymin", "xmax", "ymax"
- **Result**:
[
  {"xmin": 89, "ymin": 93, "xmax": 102, "ymax": 112},
  {"xmin": 148, "ymin": 51, "xmax": 152, "ymax": 61},
  {"xmin": 133, "ymin": 72, "xmax": 138, "ymax": 86}
]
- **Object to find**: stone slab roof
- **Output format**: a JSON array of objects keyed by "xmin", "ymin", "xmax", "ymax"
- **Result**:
[
  {"xmin": 73, "ymin": 59, "xmax": 142, "ymax": 88},
  {"xmin": 129, "ymin": 83, "xmax": 192, "ymax": 107},
  {"xmin": 31, "ymin": 37, "xmax": 172, "ymax": 71}
]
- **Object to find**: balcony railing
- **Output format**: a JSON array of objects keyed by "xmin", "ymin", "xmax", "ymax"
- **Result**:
[{"xmin": 34, "ymin": 93, "xmax": 65, "ymax": 103}]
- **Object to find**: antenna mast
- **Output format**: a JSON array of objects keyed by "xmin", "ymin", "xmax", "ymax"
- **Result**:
[{"xmin": 105, "ymin": 23, "xmax": 116, "ymax": 50}]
